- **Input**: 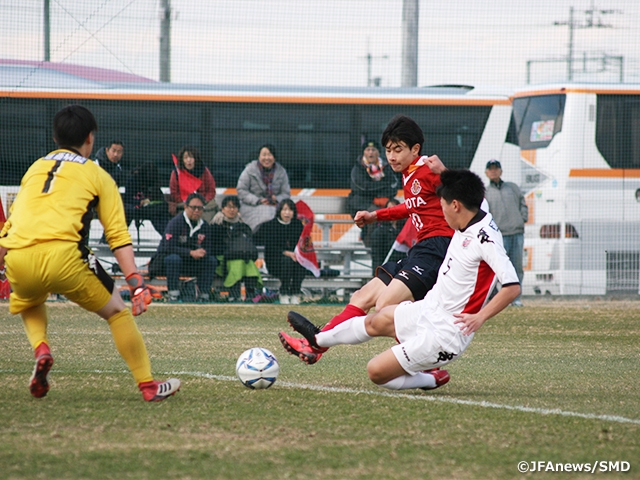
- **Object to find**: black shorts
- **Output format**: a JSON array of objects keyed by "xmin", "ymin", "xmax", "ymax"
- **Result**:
[{"xmin": 375, "ymin": 235, "xmax": 451, "ymax": 301}]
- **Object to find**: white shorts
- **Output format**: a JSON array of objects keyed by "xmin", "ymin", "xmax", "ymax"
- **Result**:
[{"xmin": 391, "ymin": 299, "xmax": 474, "ymax": 375}]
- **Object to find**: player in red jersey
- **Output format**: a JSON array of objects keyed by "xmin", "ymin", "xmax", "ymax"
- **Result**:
[
  {"xmin": 279, "ymin": 114, "xmax": 454, "ymax": 384},
  {"xmin": 283, "ymin": 169, "xmax": 520, "ymax": 392}
]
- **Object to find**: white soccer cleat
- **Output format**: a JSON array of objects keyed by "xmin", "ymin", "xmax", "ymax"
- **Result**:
[{"xmin": 139, "ymin": 378, "xmax": 181, "ymax": 402}]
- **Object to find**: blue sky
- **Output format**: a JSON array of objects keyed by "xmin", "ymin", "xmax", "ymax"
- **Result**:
[{"xmin": 1, "ymin": 0, "xmax": 638, "ymax": 88}]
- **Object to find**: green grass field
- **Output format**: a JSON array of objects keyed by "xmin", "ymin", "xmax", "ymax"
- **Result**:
[{"xmin": 1, "ymin": 300, "xmax": 638, "ymax": 479}]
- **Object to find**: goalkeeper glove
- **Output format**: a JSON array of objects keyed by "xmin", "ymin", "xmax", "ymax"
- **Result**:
[{"xmin": 126, "ymin": 272, "xmax": 162, "ymax": 316}]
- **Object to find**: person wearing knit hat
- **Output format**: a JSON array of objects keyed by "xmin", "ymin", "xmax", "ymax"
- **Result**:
[{"xmin": 346, "ymin": 139, "xmax": 400, "ymax": 246}]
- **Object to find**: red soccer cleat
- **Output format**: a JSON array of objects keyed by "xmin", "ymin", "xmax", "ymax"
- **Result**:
[
  {"xmin": 278, "ymin": 331, "xmax": 326, "ymax": 365},
  {"xmin": 29, "ymin": 352, "xmax": 54, "ymax": 398},
  {"xmin": 420, "ymin": 368, "xmax": 450, "ymax": 390}
]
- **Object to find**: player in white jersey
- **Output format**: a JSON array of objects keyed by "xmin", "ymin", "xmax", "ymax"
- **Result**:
[{"xmin": 285, "ymin": 169, "xmax": 520, "ymax": 391}]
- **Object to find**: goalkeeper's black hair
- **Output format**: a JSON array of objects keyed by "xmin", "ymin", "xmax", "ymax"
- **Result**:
[
  {"xmin": 436, "ymin": 169, "xmax": 485, "ymax": 211},
  {"xmin": 53, "ymin": 105, "xmax": 97, "ymax": 150}
]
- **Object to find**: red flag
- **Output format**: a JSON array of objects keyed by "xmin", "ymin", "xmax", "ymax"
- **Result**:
[
  {"xmin": 294, "ymin": 200, "xmax": 320, "ymax": 278},
  {"xmin": 172, "ymin": 154, "xmax": 203, "ymax": 202},
  {"xmin": 392, "ymin": 220, "xmax": 417, "ymax": 253}
]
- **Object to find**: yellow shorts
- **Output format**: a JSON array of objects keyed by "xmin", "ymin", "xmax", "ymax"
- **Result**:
[{"xmin": 5, "ymin": 241, "xmax": 115, "ymax": 314}]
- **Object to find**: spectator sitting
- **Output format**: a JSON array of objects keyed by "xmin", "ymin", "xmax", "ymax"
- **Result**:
[
  {"xmin": 346, "ymin": 139, "xmax": 399, "ymax": 246},
  {"xmin": 211, "ymin": 195, "xmax": 263, "ymax": 301},
  {"xmin": 368, "ymin": 198, "xmax": 407, "ymax": 271},
  {"xmin": 149, "ymin": 193, "xmax": 218, "ymax": 303},
  {"xmin": 94, "ymin": 140, "xmax": 127, "ymax": 186},
  {"xmin": 255, "ymin": 199, "xmax": 308, "ymax": 305},
  {"xmin": 122, "ymin": 161, "xmax": 171, "ymax": 237},
  {"xmin": 168, "ymin": 146, "xmax": 218, "ymax": 223},
  {"xmin": 237, "ymin": 143, "xmax": 291, "ymax": 232}
]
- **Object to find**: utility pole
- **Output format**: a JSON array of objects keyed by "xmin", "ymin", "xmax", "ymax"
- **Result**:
[
  {"xmin": 361, "ymin": 39, "xmax": 388, "ymax": 87},
  {"xmin": 159, "ymin": 0, "xmax": 171, "ymax": 82},
  {"xmin": 567, "ymin": 6, "xmax": 574, "ymax": 80},
  {"xmin": 401, "ymin": 0, "xmax": 419, "ymax": 87},
  {"xmin": 44, "ymin": 0, "xmax": 50, "ymax": 62},
  {"xmin": 551, "ymin": 2, "xmax": 621, "ymax": 82}
]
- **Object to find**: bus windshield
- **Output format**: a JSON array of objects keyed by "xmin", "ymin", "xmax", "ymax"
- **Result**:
[{"xmin": 512, "ymin": 94, "xmax": 565, "ymax": 150}]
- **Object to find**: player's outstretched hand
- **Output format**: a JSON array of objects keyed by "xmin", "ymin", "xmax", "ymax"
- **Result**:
[
  {"xmin": 354, "ymin": 210, "xmax": 376, "ymax": 227},
  {"xmin": 126, "ymin": 272, "xmax": 162, "ymax": 316},
  {"xmin": 425, "ymin": 155, "xmax": 446, "ymax": 174}
]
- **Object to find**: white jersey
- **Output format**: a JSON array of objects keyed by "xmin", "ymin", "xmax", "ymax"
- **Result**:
[
  {"xmin": 425, "ymin": 210, "xmax": 519, "ymax": 316},
  {"xmin": 391, "ymin": 209, "xmax": 520, "ymax": 373}
]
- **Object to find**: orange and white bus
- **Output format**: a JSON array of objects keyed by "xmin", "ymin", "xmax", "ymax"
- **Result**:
[
  {"xmin": 507, "ymin": 83, "xmax": 640, "ymax": 295},
  {"xmin": 1, "ymin": 63, "xmax": 515, "ymax": 251},
  {"xmin": 0, "ymin": 62, "xmax": 512, "ymax": 189}
]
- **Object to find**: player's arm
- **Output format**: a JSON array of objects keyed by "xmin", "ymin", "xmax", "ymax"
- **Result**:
[
  {"xmin": 113, "ymin": 245, "xmax": 161, "ymax": 316},
  {"xmin": 454, "ymin": 232, "xmax": 521, "ymax": 335},
  {"xmin": 453, "ymin": 283, "xmax": 520, "ymax": 335},
  {"xmin": 353, "ymin": 209, "xmax": 378, "ymax": 227},
  {"xmin": 374, "ymin": 202, "xmax": 409, "ymax": 223},
  {"xmin": 425, "ymin": 155, "xmax": 447, "ymax": 174}
]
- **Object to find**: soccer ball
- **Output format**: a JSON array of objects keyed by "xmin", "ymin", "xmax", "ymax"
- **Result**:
[{"xmin": 236, "ymin": 347, "xmax": 280, "ymax": 389}]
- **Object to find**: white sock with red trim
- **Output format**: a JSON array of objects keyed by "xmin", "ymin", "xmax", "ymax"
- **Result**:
[
  {"xmin": 316, "ymin": 316, "xmax": 371, "ymax": 347},
  {"xmin": 380, "ymin": 372, "xmax": 437, "ymax": 390}
]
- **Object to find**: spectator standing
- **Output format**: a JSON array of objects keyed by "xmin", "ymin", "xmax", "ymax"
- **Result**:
[
  {"xmin": 237, "ymin": 144, "xmax": 291, "ymax": 232},
  {"xmin": 255, "ymin": 199, "xmax": 307, "ymax": 305},
  {"xmin": 168, "ymin": 147, "xmax": 218, "ymax": 222},
  {"xmin": 484, "ymin": 159, "xmax": 528, "ymax": 307},
  {"xmin": 122, "ymin": 162, "xmax": 171, "ymax": 237},
  {"xmin": 0, "ymin": 105, "xmax": 179, "ymax": 402},
  {"xmin": 150, "ymin": 193, "xmax": 218, "ymax": 303},
  {"xmin": 95, "ymin": 140, "xmax": 127, "ymax": 186},
  {"xmin": 346, "ymin": 139, "xmax": 399, "ymax": 245},
  {"xmin": 211, "ymin": 195, "xmax": 263, "ymax": 301}
]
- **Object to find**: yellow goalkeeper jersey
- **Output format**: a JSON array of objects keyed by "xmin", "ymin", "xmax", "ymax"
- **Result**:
[{"xmin": 0, "ymin": 149, "xmax": 132, "ymax": 250}]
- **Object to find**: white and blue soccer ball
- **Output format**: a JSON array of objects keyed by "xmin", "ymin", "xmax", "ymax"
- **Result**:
[{"xmin": 236, "ymin": 347, "xmax": 280, "ymax": 389}]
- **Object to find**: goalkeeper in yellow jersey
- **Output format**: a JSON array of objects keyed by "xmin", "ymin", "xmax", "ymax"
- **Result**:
[{"xmin": 0, "ymin": 105, "xmax": 180, "ymax": 402}]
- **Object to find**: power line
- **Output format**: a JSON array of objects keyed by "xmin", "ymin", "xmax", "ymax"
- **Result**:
[{"xmin": 527, "ymin": 3, "xmax": 623, "ymax": 83}]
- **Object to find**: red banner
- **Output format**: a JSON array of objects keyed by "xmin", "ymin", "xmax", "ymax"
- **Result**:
[
  {"xmin": 294, "ymin": 200, "xmax": 320, "ymax": 278},
  {"xmin": 172, "ymin": 154, "xmax": 203, "ymax": 202},
  {"xmin": 392, "ymin": 219, "xmax": 417, "ymax": 253}
]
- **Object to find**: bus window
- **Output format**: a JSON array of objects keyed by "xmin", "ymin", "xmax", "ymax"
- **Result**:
[
  {"xmin": 595, "ymin": 95, "xmax": 640, "ymax": 169},
  {"xmin": 512, "ymin": 94, "xmax": 566, "ymax": 150}
]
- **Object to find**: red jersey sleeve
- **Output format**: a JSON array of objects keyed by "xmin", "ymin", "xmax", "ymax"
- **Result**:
[{"xmin": 375, "ymin": 202, "xmax": 409, "ymax": 222}]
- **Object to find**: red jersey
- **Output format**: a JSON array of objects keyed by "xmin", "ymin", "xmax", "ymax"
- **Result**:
[{"xmin": 376, "ymin": 156, "xmax": 453, "ymax": 242}]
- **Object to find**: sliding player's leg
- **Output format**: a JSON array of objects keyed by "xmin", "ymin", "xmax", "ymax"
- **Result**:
[
  {"xmin": 368, "ymin": 349, "xmax": 449, "ymax": 390},
  {"xmin": 374, "ymin": 299, "xmax": 452, "ymax": 391},
  {"xmin": 321, "ymin": 277, "xmax": 387, "ymax": 331}
]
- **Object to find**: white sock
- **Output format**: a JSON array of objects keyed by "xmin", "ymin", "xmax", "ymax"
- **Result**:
[
  {"xmin": 380, "ymin": 372, "xmax": 437, "ymax": 390},
  {"xmin": 316, "ymin": 316, "xmax": 371, "ymax": 347}
]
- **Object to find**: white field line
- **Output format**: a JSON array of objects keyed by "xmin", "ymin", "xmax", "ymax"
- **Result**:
[
  {"xmin": 2, "ymin": 367, "xmax": 639, "ymax": 426},
  {"xmin": 178, "ymin": 370, "xmax": 640, "ymax": 426}
]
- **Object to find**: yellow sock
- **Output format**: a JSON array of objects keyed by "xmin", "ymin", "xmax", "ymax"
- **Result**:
[
  {"xmin": 21, "ymin": 304, "xmax": 49, "ymax": 351},
  {"xmin": 107, "ymin": 309, "xmax": 153, "ymax": 384}
]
